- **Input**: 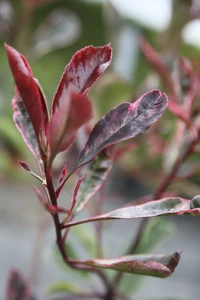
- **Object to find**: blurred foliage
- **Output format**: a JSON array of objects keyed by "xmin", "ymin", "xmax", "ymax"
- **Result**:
[
  {"xmin": 1, "ymin": 0, "xmax": 200, "ymax": 190},
  {"xmin": 3, "ymin": 1, "xmax": 200, "ymax": 299}
]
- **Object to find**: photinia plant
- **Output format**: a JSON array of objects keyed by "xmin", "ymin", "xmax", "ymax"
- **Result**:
[{"xmin": 5, "ymin": 42, "xmax": 200, "ymax": 300}]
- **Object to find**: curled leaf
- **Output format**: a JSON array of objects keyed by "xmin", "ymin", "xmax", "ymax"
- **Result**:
[{"xmin": 78, "ymin": 251, "xmax": 181, "ymax": 278}]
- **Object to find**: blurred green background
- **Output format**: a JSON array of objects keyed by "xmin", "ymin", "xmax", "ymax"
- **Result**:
[
  {"xmin": 1, "ymin": 0, "xmax": 200, "ymax": 193},
  {"xmin": 2, "ymin": 1, "xmax": 200, "ymax": 299}
]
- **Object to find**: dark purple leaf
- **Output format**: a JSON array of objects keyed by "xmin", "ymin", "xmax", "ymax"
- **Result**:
[
  {"xmin": 75, "ymin": 90, "xmax": 168, "ymax": 170},
  {"xmin": 78, "ymin": 251, "xmax": 181, "ymax": 278},
  {"xmin": 52, "ymin": 44, "xmax": 112, "ymax": 113},
  {"xmin": 5, "ymin": 44, "xmax": 49, "ymax": 139},
  {"xmin": 63, "ymin": 197, "xmax": 200, "ymax": 228},
  {"xmin": 57, "ymin": 90, "xmax": 168, "ymax": 193},
  {"xmin": 6, "ymin": 269, "xmax": 35, "ymax": 300}
]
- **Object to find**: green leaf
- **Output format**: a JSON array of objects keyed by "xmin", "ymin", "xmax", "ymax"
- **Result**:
[
  {"xmin": 11, "ymin": 88, "xmax": 42, "ymax": 164},
  {"xmin": 47, "ymin": 281, "xmax": 81, "ymax": 295},
  {"xmin": 76, "ymin": 152, "xmax": 113, "ymax": 212},
  {"xmin": 64, "ymin": 197, "xmax": 199, "ymax": 228},
  {"xmin": 79, "ymin": 251, "xmax": 181, "ymax": 278},
  {"xmin": 133, "ymin": 218, "xmax": 174, "ymax": 255},
  {"xmin": 72, "ymin": 226, "xmax": 96, "ymax": 256}
]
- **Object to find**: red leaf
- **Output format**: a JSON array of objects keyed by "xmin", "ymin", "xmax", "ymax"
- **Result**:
[
  {"xmin": 48, "ymin": 92, "xmax": 93, "ymax": 159},
  {"xmin": 52, "ymin": 44, "xmax": 112, "ymax": 113},
  {"xmin": 70, "ymin": 174, "xmax": 87, "ymax": 212},
  {"xmin": 33, "ymin": 186, "xmax": 69, "ymax": 214},
  {"xmin": 18, "ymin": 161, "xmax": 31, "ymax": 172},
  {"xmin": 5, "ymin": 44, "xmax": 49, "ymax": 139},
  {"xmin": 58, "ymin": 165, "xmax": 68, "ymax": 184},
  {"xmin": 12, "ymin": 87, "xmax": 42, "ymax": 162},
  {"xmin": 6, "ymin": 269, "xmax": 35, "ymax": 300}
]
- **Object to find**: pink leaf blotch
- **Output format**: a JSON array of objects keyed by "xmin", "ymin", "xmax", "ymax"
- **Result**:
[
  {"xmin": 4, "ymin": 44, "xmax": 49, "ymax": 139},
  {"xmin": 78, "ymin": 251, "xmax": 181, "ymax": 278},
  {"xmin": 52, "ymin": 44, "xmax": 112, "ymax": 113},
  {"xmin": 57, "ymin": 89, "xmax": 168, "ymax": 193},
  {"xmin": 63, "ymin": 197, "xmax": 200, "ymax": 228},
  {"xmin": 48, "ymin": 92, "xmax": 93, "ymax": 155},
  {"xmin": 75, "ymin": 89, "xmax": 168, "ymax": 170}
]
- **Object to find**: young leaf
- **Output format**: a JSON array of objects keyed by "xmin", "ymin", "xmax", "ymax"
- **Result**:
[
  {"xmin": 33, "ymin": 186, "xmax": 69, "ymax": 214},
  {"xmin": 5, "ymin": 44, "xmax": 49, "ymax": 139},
  {"xmin": 74, "ymin": 90, "xmax": 168, "ymax": 170},
  {"xmin": 63, "ymin": 197, "xmax": 200, "ymax": 228},
  {"xmin": 6, "ymin": 269, "xmax": 35, "ymax": 300},
  {"xmin": 18, "ymin": 161, "xmax": 43, "ymax": 182},
  {"xmin": 78, "ymin": 251, "xmax": 180, "ymax": 278},
  {"xmin": 58, "ymin": 165, "xmax": 68, "ymax": 184},
  {"xmin": 52, "ymin": 44, "xmax": 112, "ymax": 113},
  {"xmin": 76, "ymin": 153, "xmax": 113, "ymax": 212},
  {"xmin": 48, "ymin": 92, "xmax": 93, "ymax": 160},
  {"xmin": 62, "ymin": 174, "xmax": 86, "ymax": 223},
  {"xmin": 12, "ymin": 87, "xmax": 42, "ymax": 164}
]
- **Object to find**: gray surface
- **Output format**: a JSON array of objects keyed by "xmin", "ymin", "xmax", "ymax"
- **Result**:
[{"xmin": 1, "ymin": 179, "xmax": 200, "ymax": 300}]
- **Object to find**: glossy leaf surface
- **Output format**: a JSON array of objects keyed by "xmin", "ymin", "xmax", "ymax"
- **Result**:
[
  {"xmin": 48, "ymin": 92, "xmax": 93, "ymax": 158},
  {"xmin": 5, "ymin": 44, "xmax": 49, "ymax": 138},
  {"xmin": 79, "ymin": 251, "xmax": 180, "ymax": 278},
  {"xmin": 74, "ymin": 89, "xmax": 168, "ymax": 170},
  {"xmin": 52, "ymin": 44, "xmax": 112, "ymax": 112}
]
